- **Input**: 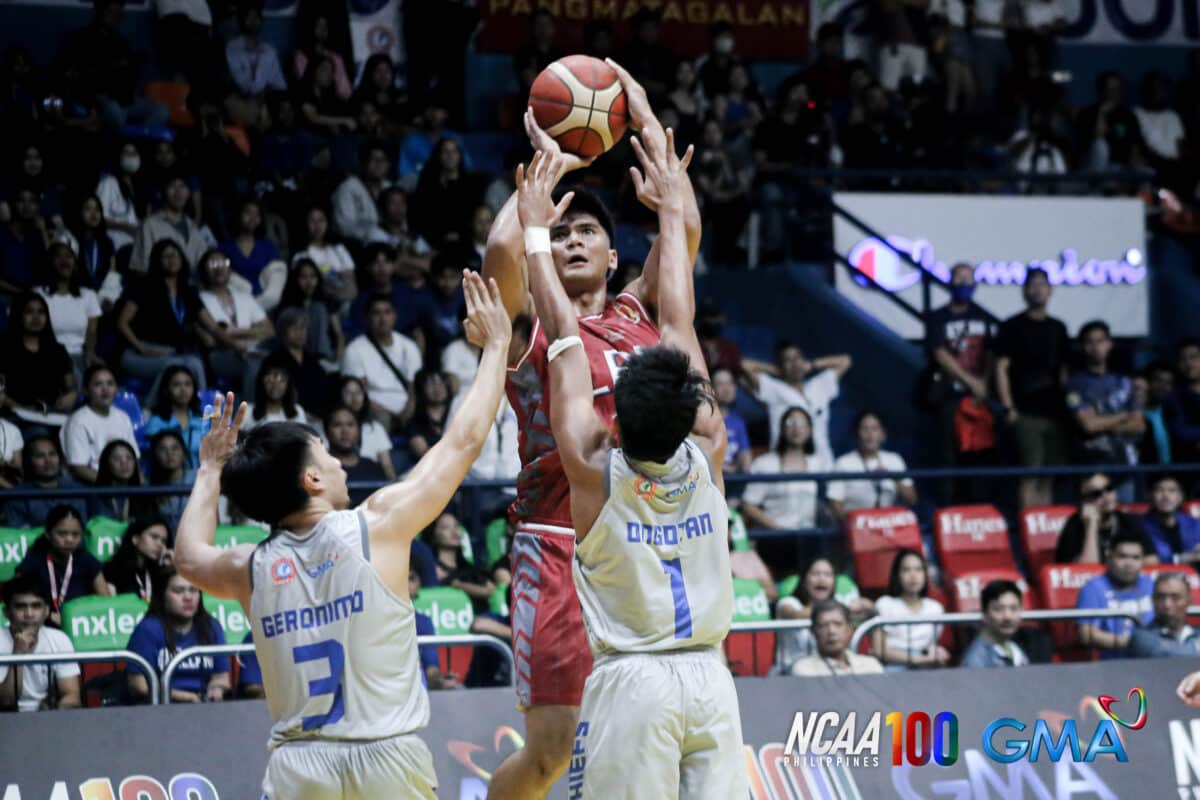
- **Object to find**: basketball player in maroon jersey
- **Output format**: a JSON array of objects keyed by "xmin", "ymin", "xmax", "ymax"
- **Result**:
[{"xmin": 483, "ymin": 60, "xmax": 702, "ymax": 800}]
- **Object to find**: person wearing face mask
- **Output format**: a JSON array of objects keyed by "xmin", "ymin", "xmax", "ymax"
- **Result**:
[
  {"xmin": 95, "ymin": 141, "xmax": 144, "ymax": 257},
  {"xmin": 696, "ymin": 23, "xmax": 739, "ymax": 99}
]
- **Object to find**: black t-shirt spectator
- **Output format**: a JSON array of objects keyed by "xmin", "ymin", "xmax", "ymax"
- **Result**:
[
  {"xmin": 996, "ymin": 311, "xmax": 1070, "ymax": 417},
  {"xmin": 925, "ymin": 304, "xmax": 996, "ymax": 392},
  {"xmin": 753, "ymin": 110, "xmax": 828, "ymax": 168},
  {"xmin": 1076, "ymin": 104, "xmax": 1143, "ymax": 166},
  {"xmin": 16, "ymin": 539, "xmax": 104, "ymax": 608},
  {"xmin": 0, "ymin": 337, "xmax": 73, "ymax": 409},
  {"xmin": 270, "ymin": 346, "xmax": 331, "ymax": 419},
  {"xmin": 123, "ymin": 279, "xmax": 203, "ymax": 352},
  {"xmin": 1054, "ymin": 511, "xmax": 1153, "ymax": 563},
  {"xmin": 345, "ymin": 457, "xmax": 387, "ymax": 505}
]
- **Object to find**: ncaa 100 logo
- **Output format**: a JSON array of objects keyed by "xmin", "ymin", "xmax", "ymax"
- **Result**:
[{"xmin": 783, "ymin": 711, "xmax": 958, "ymax": 768}]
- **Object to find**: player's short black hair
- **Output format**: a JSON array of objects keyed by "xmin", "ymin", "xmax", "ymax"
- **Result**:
[
  {"xmin": 614, "ymin": 346, "xmax": 712, "ymax": 463},
  {"xmin": 221, "ymin": 422, "xmax": 320, "ymax": 526},
  {"xmin": 980, "ymin": 579, "xmax": 1022, "ymax": 611},
  {"xmin": 553, "ymin": 186, "xmax": 614, "ymax": 245}
]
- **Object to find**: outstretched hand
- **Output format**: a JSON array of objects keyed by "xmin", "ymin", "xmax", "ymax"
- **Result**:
[
  {"xmin": 524, "ymin": 107, "xmax": 595, "ymax": 176},
  {"xmin": 462, "ymin": 270, "xmax": 512, "ymax": 351},
  {"xmin": 629, "ymin": 128, "xmax": 694, "ymax": 213},
  {"xmin": 516, "ymin": 150, "xmax": 575, "ymax": 230},
  {"xmin": 199, "ymin": 392, "xmax": 248, "ymax": 469}
]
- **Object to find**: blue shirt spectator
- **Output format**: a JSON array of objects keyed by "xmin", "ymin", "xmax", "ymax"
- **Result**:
[
  {"xmin": 238, "ymin": 630, "xmax": 264, "ymax": 697},
  {"xmin": 397, "ymin": 122, "xmax": 472, "ymax": 179},
  {"xmin": 219, "ymin": 238, "xmax": 280, "ymax": 294},
  {"xmin": 713, "ymin": 367, "xmax": 752, "ymax": 474},
  {"xmin": 725, "ymin": 411, "xmax": 751, "ymax": 468},
  {"xmin": 1127, "ymin": 573, "xmax": 1200, "ymax": 658},
  {"xmin": 1142, "ymin": 512, "xmax": 1200, "ymax": 565},
  {"xmin": 225, "ymin": 7, "xmax": 287, "ymax": 97},
  {"xmin": 410, "ymin": 538, "xmax": 438, "ymax": 590},
  {"xmin": 1076, "ymin": 536, "xmax": 1154, "ymax": 659},
  {"xmin": 5, "ymin": 435, "xmax": 87, "ymax": 527},
  {"xmin": 1065, "ymin": 345, "xmax": 1140, "ymax": 467},
  {"xmin": 415, "ymin": 609, "xmax": 438, "ymax": 688},
  {"xmin": 1164, "ymin": 340, "xmax": 1200, "ymax": 462}
]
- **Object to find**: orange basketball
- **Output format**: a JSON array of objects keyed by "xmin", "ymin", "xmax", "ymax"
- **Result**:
[{"xmin": 528, "ymin": 55, "xmax": 629, "ymax": 159}]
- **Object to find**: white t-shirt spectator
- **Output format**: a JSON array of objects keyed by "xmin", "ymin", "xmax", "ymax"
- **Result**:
[
  {"xmin": 95, "ymin": 173, "xmax": 139, "ymax": 251},
  {"xmin": 61, "ymin": 405, "xmax": 138, "ymax": 472},
  {"xmin": 1135, "ymin": 107, "xmax": 1186, "ymax": 159},
  {"xmin": 342, "ymin": 333, "xmax": 422, "ymax": 415},
  {"xmin": 826, "ymin": 449, "xmax": 914, "ymax": 511},
  {"xmin": 360, "ymin": 418, "xmax": 392, "ymax": 461},
  {"xmin": 243, "ymin": 405, "xmax": 313, "ymax": 430},
  {"xmin": 453, "ymin": 393, "xmax": 520, "ymax": 481},
  {"xmin": 36, "ymin": 287, "xmax": 101, "ymax": 357},
  {"xmin": 199, "ymin": 289, "xmax": 267, "ymax": 330},
  {"xmin": 297, "ymin": 244, "xmax": 355, "ymax": 276},
  {"xmin": 441, "ymin": 338, "xmax": 479, "ymax": 390},
  {"xmin": 0, "ymin": 417, "xmax": 23, "ymax": 463},
  {"xmin": 753, "ymin": 370, "xmax": 840, "ymax": 462},
  {"xmin": 741, "ymin": 452, "xmax": 831, "ymax": 529},
  {"xmin": 875, "ymin": 595, "xmax": 945, "ymax": 658},
  {"xmin": 0, "ymin": 626, "xmax": 80, "ymax": 712}
]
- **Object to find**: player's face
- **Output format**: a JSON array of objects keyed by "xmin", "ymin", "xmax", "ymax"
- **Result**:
[
  {"xmin": 307, "ymin": 438, "xmax": 350, "ymax": 509},
  {"xmin": 1153, "ymin": 479, "xmax": 1183, "ymax": 514},
  {"xmin": 983, "ymin": 594, "xmax": 1021, "ymax": 639},
  {"xmin": 550, "ymin": 212, "xmax": 615, "ymax": 295}
]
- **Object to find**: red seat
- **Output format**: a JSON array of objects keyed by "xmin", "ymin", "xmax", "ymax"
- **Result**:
[
  {"xmin": 1185, "ymin": 500, "xmax": 1200, "ymax": 519},
  {"xmin": 846, "ymin": 507, "xmax": 923, "ymax": 594},
  {"xmin": 934, "ymin": 504, "xmax": 1016, "ymax": 578},
  {"xmin": 950, "ymin": 568, "xmax": 1035, "ymax": 613},
  {"xmin": 1019, "ymin": 505, "xmax": 1075, "ymax": 579},
  {"xmin": 1038, "ymin": 562, "xmax": 1107, "ymax": 657},
  {"xmin": 724, "ymin": 631, "xmax": 775, "ymax": 676},
  {"xmin": 1118, "ymin": 502, "xmax": 1150, "ymax": 515},
  {"xmin": 438, "ymin": 646, "xmax": 475, "ymax": 683}
]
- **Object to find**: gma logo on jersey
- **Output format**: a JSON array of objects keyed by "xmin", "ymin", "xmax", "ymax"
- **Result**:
[
  {"xmin": 982, "ymin": 687, "xmax": 1147, "ymax": 764},
  {"xmin": 783, "ymin": 710, "xmax": 959, "ymax": 768}
]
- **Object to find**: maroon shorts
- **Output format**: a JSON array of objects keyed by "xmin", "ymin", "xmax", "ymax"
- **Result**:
[{"xmin": 510, "ymin": 525, "xmax": 593, "ymax": 708}]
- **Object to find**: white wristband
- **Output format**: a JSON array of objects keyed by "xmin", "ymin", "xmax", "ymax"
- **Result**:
[
  {"xmin": 547, "ymin": 335, "xmax": 583, "ymax": 362},
  {"xmin": 524, "ymin": 226, "xmax": 551, "ymax": 255}
]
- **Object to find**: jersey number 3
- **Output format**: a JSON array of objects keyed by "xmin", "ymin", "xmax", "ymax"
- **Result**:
[
  {"xmin": 660, "ymin": 558, "xmax": 694, "ymax": 639},
  {"xmin": 293, "ymin": 640, "xmax": 345, "ymax": 730}
]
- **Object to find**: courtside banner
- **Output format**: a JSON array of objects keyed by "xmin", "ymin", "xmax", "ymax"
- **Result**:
[
  {"xmin": 832, "ymin": 193, "xmax": 1148, "ymax": 340},
  {"xmin": 1, "ymin": 660, "xmax": 1196, "ymax": 798}
]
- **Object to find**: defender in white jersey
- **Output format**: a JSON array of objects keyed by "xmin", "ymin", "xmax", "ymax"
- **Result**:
[
  {"xmin": 515, "ymin": 137, "xmax": 748, "ymax": 798},
  {"xmin": 171, "ymin": 272, "xmax": 513, "ymax": 800}
]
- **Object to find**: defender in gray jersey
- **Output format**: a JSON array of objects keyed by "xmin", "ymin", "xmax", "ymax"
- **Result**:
[
  {"xmin": 515, "ymin": 136, "xmax": 748, "ymax": 797},
  {"xmin": 172, "ymin": 272, "xmax": 513, "ymax": 800}
]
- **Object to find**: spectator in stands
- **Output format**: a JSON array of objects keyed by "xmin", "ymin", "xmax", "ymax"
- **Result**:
[
  {"xmin": 218, "ymin": 198, "xmax": 280, "ymax": 294},
  {"xmin": 323, "ymin": 405, "xmax": 388, "ymax": 504},
  {"xmin": 665, "ymin": 59, "xmax": 703, "ymax": 145},
  {"xmin": 616, "ymin": 10, "xmax": 674, "ymax": 100},
  {"xmin": 275, "ymin": 258, "xmax": 345, "ymax": 365},
  {"xmin": 0, "ymin": 378, "xmax": 22, "ymax": 487},
  {"xmin": 333, "ymin": 141, "xmax": 392, "ymax": 243},
  {"xmin": 293, "ymin": 207, "xmax": 356, "ymax": 303},
  {"xmin": 727, "ymin": 519, "xmax": 777, "ymax": 603},
  {"xmin": 513, "ymin": 9, "xmax": 564, "ymax": 90},
  {"xmin": 144, "ymin": 365, "xmax": 203, "ymax": 467},
  {"xmin": 245, "ymin": 354, "xmax": 313, "ymax": 429},
  {"xmin": 1066, "ymin": 319, "xmax": 1143, "ymax": 489},
  {"xmin": 1020, "ymin": 0, "xmax": 1067, "ymax": 67},
  {"xmin": 995, "ymin": 267, "xmax": 1069, "ymax": 509},
  {"xmin": 297, "ymin": 54, "xmax": 357, "ymax": 137},
  {"xmin": 66, "ymin": 0, "xmax": 165, "ymax": 131},
  {"xmin": 0, "ymin": 293, "xmax": 76, "ymax": 416},
  {"xmin": 0, "ymin": 185, "xmax": 51, "ymax": 293},
  {"xmin": 95, "ymin": 141, "xmax": 144, "ymax": 259},
  {"xmin": 408, "ymin": 571, "xmax": 459, "ymax": 690},
  {"xmin": 841, "ymin": 83, "xmax": 909, "ymax": 170},
  {"xmin": 1166, "ymin": 338, "xmax": 1200, "ymax": 463},
  {"xmin": 426, "ymin": 512, "xmax": 495, "ymax": 614},
  {"xmin": 127, "ymin": 566, "xmax": 230, "ymax": 704},
  {"xmin": 1142, "ymin": 475, "xmax": 1200, "ymax": 565},
  {"xmin": 872, "ymin": 549, "xmax": 949, "ymax": 670},
  {"xmin": 270, "ymin": 307, "xmax": 331, "ymax": 418},
  {"xmin": 1135, "ymin": 71, "xmax": 1186, "ymax": 181},
  {"xmin": 61, "ymin": 365, "xmax": 137, "ymax": 484},
  {"xmin": 15, "ymin": 505, "xmax": 111, "ymax": 627},
  {"xmin": 115, "ymin": 240, "xmax": 208, "ymax": 395},
  {"xmin": 696, "ymin": 22, "xmax": 740, "ymax": 99},
  {"xmin": 147, "ymin": 429, "xmax": 193, "ymax": 533},
  {"xmin": 828, "ymin": 411, "xmax": 918, "ymax": 520},
  {"xmin": 6, "ymin": 435, "xmax": 85, "ymax": 528},
  {"xmin": 1075, "ymin": 532, "xmax": 1154, "ymax": 657},
  {"xmin": 411, "ymin": 138, "xmax": 484, "ymax": 250},
  {"xmin": 696, "ymin": 300, "xmax": 742, "ymax": 377},
  {"xmin": 1056, "ymin": 472, "xmax": 1155, "ymax": 564},
  {"xmin": 348, "ymin": 245, "xmax": 409, "ymax": 340},
  {"xmin": 197, "ymin": 249, "xmax": 272, "ymax": 397},
  {"xmin": 224, "ymin": 2, "xmax": 286, "ymax": 123},
  {"xmin": 89, "ymin": 439, "xmax": 147, "ymax": 523},
  {"xmin": 1077, "ymin": 71, "xmax": 1145, "ymax": 170},
  {"xmin": 791, "ymin": 600, "xmax": 884, "ymax": 677},
  {"xmin": 1128, "ymin": 572, "xmax": 1200, "ymax": 658},
  {"xmin": 102, "ymin": 517, "xmax": 169, "ymax": 601},
  {"xmin": 791, "ymin": 23, "xmax": 850, "ymax": 107},
  {"xmin": 336, "ymin": 376, "xmax": 396, "ymax": 481},
  {"xmin": 420, "ymin": 254, "xmax": 466, "ymax": 359},
  {"xmin": 64, "ymin": 194, "xmax": 118, "ymax": 301},
  {"xmin": 775, "ymin": 556, "xmax": 872, "ymax": 673},
  {"xmin": 37, "ymin": 243, "xmax": 100, "ymax": 372},
  {"xmin": 293, "ymin": 11, "xmax": 352, "ymax": 102},
  {"xmin": 397, "ymin": 102, "xmax": 469, "ymax": 180},
  {"xmin": 0, "ymin": 574, "xmax": 81, "ymax": 712},
  {"xmin": 876, "ymin": 0, "xmax": 928, "ymax": 92},
  {"xmin": 713, "ymin": 368, "xmax": 752, "ymax": 474},
  {"xmin": 405, "ymin": 369, "xmax": 451, "ymax": 462},
  {"xmin": 343, "ymin": 293, "xmax": 422, "ymax": 432},
  {"xmin": 1139, "ymin": 361, "xmax": 1174, "ymax": 464},
  {"xmin": 741, "ymin": 407, "xmax": 829, "ymax": 531},
  {"xmin": 368, "ymin": 189, "xmax": 433, "ymax": 273},
  {"xmin": 129, "ymin": 173, "xmax": 207, "ymax": 275},
  {"xmin": 744, "ymin": 341, "xmax": 851, "ymax": 461},
  {"xmin": 694, "ymin": 116, "xmax": 751, "ymax": 265},
  {"xmin": 720, "ymin": 63, "xmax": 764, "ymax": 138},
  {"xmin": 961, "ymin": 579, "xmax": 1030, "ymax": 668}
]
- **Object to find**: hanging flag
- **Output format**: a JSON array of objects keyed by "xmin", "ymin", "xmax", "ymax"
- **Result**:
[{"xmin": 348, "ymin": 0, "xmax": 405, "ymax": 75}]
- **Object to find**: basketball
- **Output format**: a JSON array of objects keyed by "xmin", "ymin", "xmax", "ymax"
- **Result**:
[{"xmin": 529, "ymin": 55, "xmax": 629, "ymax": 159}]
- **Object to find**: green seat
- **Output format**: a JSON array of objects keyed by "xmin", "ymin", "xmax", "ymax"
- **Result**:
[
  {"xmin": 61, "ymin": 593, "xmax": 148, "ymax": 652},
  {"xmin": 85, "ymin": 516, "xmax": 128, "ymax": 563},
  {"xmin": 488, "ymin": 583, "xmax": 509, "ymax": 617},
  {"xmin": 213, "ymin": 525, "xmax": 270, "ymax": 549},
  {"xmin": 777, "ymin": 574, "xmax": 799, "ymax": 600},
  {"xmin": 412, "ymin": 586, "xmax": 475, "ymax": 636},
  {"xmin": 485, "ymin": 517, "xmax": 509, "ymax": 570},
  {"xmin": 0, "ymin": 527, "xmax": 39, "ymax": 582},
  {"xmin": 731, "ymin": 578, "xmax": 771, "ymax": 623},
  {"xmin": 730, "ymin": 509, "xmax": 751, "ymax": 553},
  {"xmin": 203, "ymin": 595, "xmax": 251, "ymax": 639}
]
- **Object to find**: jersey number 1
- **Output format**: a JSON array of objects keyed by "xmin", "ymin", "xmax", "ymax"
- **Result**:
[
  {"xmin": 293, "ymin": 640, "xmax": 345, "ymax": 730},
  {"xmin": 660, "ymin": 558, "xmax": 694, "ymax": 639}
]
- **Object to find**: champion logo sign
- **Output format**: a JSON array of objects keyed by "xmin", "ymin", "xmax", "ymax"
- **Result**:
[{"xmin": 940, "ymin": 513, "xmax": 1006, "ymax": 541}]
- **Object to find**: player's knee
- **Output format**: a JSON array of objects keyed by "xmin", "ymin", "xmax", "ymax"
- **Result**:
[{"xmin": 525, "ymin": 717, "xmax": 577, "ymax": 778}]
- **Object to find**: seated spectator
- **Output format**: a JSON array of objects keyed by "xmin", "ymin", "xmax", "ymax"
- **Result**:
[
  {"xmin": 871, "ymin": 549, "xmax": 948, "ymax": 671},
  {"xmin": 224, "ymin": 3, "xmax": 286, "ymax": 119},
  {"xmin": 342, "ymin": 294, "xmax": 422, "ymax": 431},
  {"xmin": 713, "ymin": 367, "xmax": 751, "ymax": 474},
  {"xmin": 841, "ymin": 84, "xmax": 909, "ymax": 170},
  {"xmin": 127, "ymin": 566, "xmax": 230, "ymax": 704},
  {"xmin": 727, "ymin": 522, "xmax": 777, "ymax": 603},
  {"xmin": 298, "ymin": 54, "xmax": 357, "ymax": 138},
  {"xmin": 616, "ymin": 9, "xmax": 674, "ymax": 99},
  {"xmin": 337, "ymin": 376, "xmax": 397, "ymax": 481},
  {"xmin": 368, "ymin": 189, "xmax": 433, "ymax": 275},
  {"xmin": 115, "ymin": 240, "xmax": 208, "ymax": 395},
  {"xmin": 1139, "ymin": 361, "xmax": 1174, "ymax": 464},
  {"xmin": 348, "ymin": 243, "xmax": 430, "ymax": 344},
  {"xmin": 741, "ymin": 408, "xmax": 829, "ymax": 530},
  {"xmin": 65, "ymin": 194, "xmax": 118, "ymax": 306},
  {"xmin": 15, "ymin": 505, "xmax": 111, "ymax": 627},
  {"xmin": 0, "ymin": 186, "xmax": 51, "ymax": 293},
  {"xmin": 271, "ymin": 307, "xmax": 332, "ymax": 418},
  {"xmin": 692, "ymin": 116, "xmax": 751, "ymax": 266},
  {"xmin": 0, "ymin": 293, "xmax": 76, "ymax": 417},
  {"xmin": 89, "ymin": 439, "xmax": 148, "ymax": 523},
  {"xmin": 324, "ymin": 406, "xmax": 387, "ymax": 504},
  {"xmin": 1076, "ymin": 71, "xmax": 1145, "ymax": 171},
  {"xmin": 876, "ymin": 0, "xmax": 928, "ymax": 91},
  {"xmin": 420, "ymin": 255, "xmax": 466, "ymax": 360},
  {"xmin": 218, "ymin": 198, "xmax": 281, "ymax": 294},
  {"xmin": 293, "ymin": 207, "xmax": 356, "ymax": 304},
  {"xmin": 197, "ymin": 249, "xmax": 273, "ymax": 397},
  {"xmin": 743, "ymin": 341, "xmax": 850, "ymax": 460},
  {"xmin": 775, "ymin": 556, "xmax": 872, "ymax": 674},
  {"xmin": 237, "ymin": 630, "xmax": 264, "ymax": 699},
  {"xmin": 410, "ymin": 138, "xmax": 484, "ymax": 250},
  {"xmin": 828, "ymin": 411, "xmax": 917, "ymax": 520},
  {"xmin": 1127, "ymin": 572, "xmax": 1199, "ymax": 658},
  {"xmin": 145, "ymin": 365, "xmax": 205, "ymax": 468},
  {"xmin": 5, "ymin": 435, "xmax": 86, "ymax": 527},
  {"xmin": 1054, "ymin": 472, "xmax": 1155, "ymax": 564},
  {"xmin": 790, "ymin": 600, "xmax": 884, "ymax": 677},
  {"xmin": 696, "ymin": 300, "xmax": 742, "ymax": 378},
  {"xmin": 1142, "ymin": 475, "xmax": 1200, "ymax": 565},
  {"xmin": 465, "ymin": 205, "xmax": 494, "ymax": 268},
  {"xmin": 426, "ymin": 512, "xmax": 495, "ymax": 613},
  {"xmin": 36, "ymin": 243, "xmax": 100, "ymax": 372},
  {"xmin": 354, "ymin": 54, "xmax": 411, "ymax": 137},
  {"xmin": 1134, "ymin": 71, "xmax": 1185, "ymax": 176},
  {"xmin": 275, "ymin": 258, "xmax": 345, "ymax": 365},
  {"xmin": 129, "ymin": 172, "xmax": 208, "ymax": 275},
  {"xmin": 0, "ymin": 379, "xmax": 21, "ymax": 487},
  {"xmin": 293, "ymin": 11, "xmax": 352, "ymax": 101},
  {"xmin": 1066, "ymin": 320, "xmax": 1142, "ymax": 475},
  {"xmin": 408, "ymin": 571, "xmax": 459, "ymax": 690},
  {"xmin": 406, "ymin": 370, "xmax": 451, "ymax": 461},
  {"xmin": 961, "ymin": 579, "xmax": 1030, "ymax": 668},
  {"xmin": 0, "ymin": 574, "xmax": 81, "ymax": 712},
  {"xmin": 61, "ymin": 365, "xmax": 137, "ymax": 484},
  {"xmin": 147, "ymin": 430, "xmax": 194, "ymax": 533},
  {"xmin": 102, "ymin": 517, "xmax": 170, "ymax": 601},
  {"xmin": 95, "ymin": 142, "xmax": 144, "ymax": 257},
  {"xmin": 245, "ymin": 355, "xmax": 313, "ymax": 429},
  {"xmin": 1165, "ymin": 338, "xmax": 1200, "ymax": 463},
  {"xmin": 333, "ymin": 141, "xmax": 392, "ymax": 243},
  {"xmin": 1075, "ymin": 532, "xmax": 1155, "ymax": 658}
]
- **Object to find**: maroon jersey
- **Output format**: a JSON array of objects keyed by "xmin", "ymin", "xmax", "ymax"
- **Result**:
[{"xmin": 506, "ymin": 292, "xmax": 660, "ymax": 528}]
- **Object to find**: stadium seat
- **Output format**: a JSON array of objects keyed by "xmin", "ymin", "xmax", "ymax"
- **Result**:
[
  {"xmin": 1019, "ymin": 505, "xmax": 1075, "ymax": 578},
  {"xmin": 85, "ymin": 516, "xmax": 128, "ymax": 564},
  {"xmin": 62, "ymin": 593, "xmax": 148, "ymax": 653},
  {"xmin": 202, "ymin": 595, "xmax": 252, "ymax": 641},
  {"xmin": 725, "ymin": 578, "xmax": 773, "ymax": 676},
  {"xmin": 949, "ymin": 568, "xmax": 1034, "ymax": 613},
  {"xmin": 484, "ymin": 518, "xmax": 509, "ymax": 569},
  {"xmin": 0, "ymin": 527, "xmax": 38, "ymax": 582},
  {"xmin": 113, "ymin": 391, "xmax": 149, "ymax": 451},
  {"xmin": 213, "ymin": 525, "xmax": 270, "ymax": 549},
  {"xmin": 846, "ymin": 507, "xmax": 923, "ymax": 594},
  {"xmin": 144, "ymin": 81, "xmax": 195, "ymax": 127},
  {"xmin": 1037, "ymin": 563, "xmax": 1107, "ymax": 657},
  {"xmin": 1186, "ymin": 500, "xmax": 1200, "ymax": 519},
  {"xmin": 934, "ymin": 504, "xmax": 1016, "ymax": 578},
  {"xmin": 412, "ymin": 587, "xmax": 476, "ymax": 681},
  {"xmin": 1118, "ymin": 502, "xmax": 1150, "ymax": 515}
]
